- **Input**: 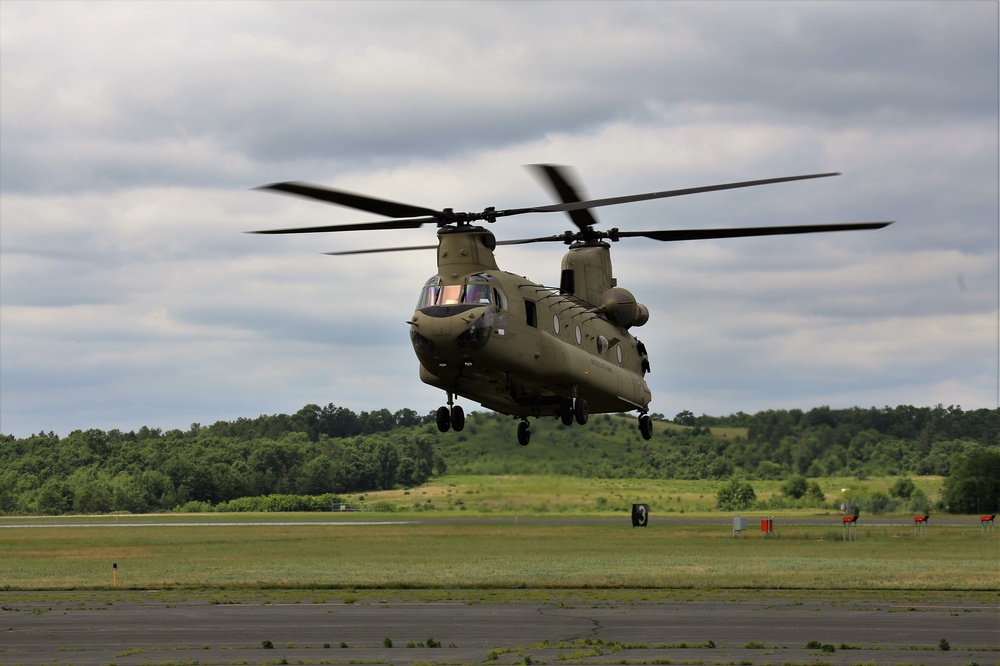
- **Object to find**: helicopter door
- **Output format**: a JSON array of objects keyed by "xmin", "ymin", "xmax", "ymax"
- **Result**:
[{"xmin": 524, "ymin": 300, "xmax": 538, "ymax": 328}]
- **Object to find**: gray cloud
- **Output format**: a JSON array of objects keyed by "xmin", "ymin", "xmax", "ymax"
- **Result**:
[{"xmin": 1, "ymin": 1, "xmax": 996, "ymax": 436}]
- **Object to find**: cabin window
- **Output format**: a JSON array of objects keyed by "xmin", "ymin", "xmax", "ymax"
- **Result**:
[
  {"xmin": 616, "ymin": 345, "xmax": 624, "ymax": 364},
  {"xmin": 575, "ymin": 325, "xmax": 582, "ymax": 345},
  {"xmin": 552, "ymin": 314, "xmax": 560, "ymax": 334},
  {"xmin": 525, "ymin": 300, "xmax": 537, "ymax": 328},
  {"xmin": 596, "ymin": 336, "xmax": 609, "ymax": 354}
]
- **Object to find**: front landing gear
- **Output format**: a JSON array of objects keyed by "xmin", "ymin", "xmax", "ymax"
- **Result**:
[
  {"xmin": 436, "ymin": 394, "xmax": 465, "ymax": 433},
  {"xmin": 517, "ymin": 420, "xmax": 531, "ymax": 446}
]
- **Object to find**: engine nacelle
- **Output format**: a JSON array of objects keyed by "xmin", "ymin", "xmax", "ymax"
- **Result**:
[{"xmin": 598, "ymin": 287, "xmax": 649, "ymax": 328}]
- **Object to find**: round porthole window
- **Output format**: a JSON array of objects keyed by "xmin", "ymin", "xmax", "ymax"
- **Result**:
[
  {"xmin": 616, "ymin": 345, "xmax": 624, "ymax": 364},
  {"xmin": 575, "ymin": 325, "xmax": 582, "ymax": 345},
  {"xmin": 552, "ymin": 314, "xmax": 560, "ymax": 334}
]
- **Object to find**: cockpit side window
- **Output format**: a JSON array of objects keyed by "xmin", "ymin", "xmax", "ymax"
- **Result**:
[
  {"xmin": 463, "ymin": 283, "xmax": 492, "ymax": 304},
  {"xmin": 416, "ymin": 276, "xmax": 442, "ymax": 309},
  {"xmin": 493, "ymin": 287, "xmax": 507, "ymax": 311}
]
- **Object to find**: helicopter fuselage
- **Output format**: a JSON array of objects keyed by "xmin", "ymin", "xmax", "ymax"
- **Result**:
[{"xmin": 408, "ymin": 226, "xmax": 651, "ymax": 420}]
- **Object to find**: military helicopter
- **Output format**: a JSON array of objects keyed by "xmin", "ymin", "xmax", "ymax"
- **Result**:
[{"xmin": 253, "ymin": 166, "xmax": 891, "ymax": 446}]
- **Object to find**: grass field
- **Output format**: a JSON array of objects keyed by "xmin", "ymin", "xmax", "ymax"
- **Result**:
[
  {"xmin": 1, "ymin": 519, "xmax": 995, "ymax": 592},
  {"xmin": 2, "ymin": 474, "xmax": 991, "ymax": 594}
]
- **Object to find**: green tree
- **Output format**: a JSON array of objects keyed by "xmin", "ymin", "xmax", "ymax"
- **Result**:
[
  {"xmin": 805, "ymin": 481, "xmax": 826, "ymax": 505},
  {"xmin": 674, "ymin": 410, "xmax": 697, "ymax": 426},
  {"xmin": 716, "ymin": 478, "xmax": 756, "ymax": 511},
  {"xmin": 755, "ymin": 460, "xmax": 785, "ymax": 480},
  {"xmin": 942, "ymin": 449, "xmax": 1000, "ymax": 514},
  {"xmin": 35, "ymin": 479, "xmax": 73, "ymax": 515}
]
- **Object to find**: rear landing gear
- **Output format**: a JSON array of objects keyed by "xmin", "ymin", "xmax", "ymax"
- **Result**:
[
  {"xmin": 560, "ymin": 399, "xmax": 574, "ymax": 426},
  {"xmin": 638, "ymin": 413, "xmax": 652, "ymax": 440},
  {"xmin": 559, "ymin": 397, "xmax": 589, "ymax": 426},
  {"xmin": 517, "ymin": 420, "xmax": 531, "ymax": 446}
]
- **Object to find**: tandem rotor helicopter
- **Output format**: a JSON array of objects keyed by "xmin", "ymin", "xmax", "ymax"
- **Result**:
[{"xmin": 253, "ymin": 166, "xmax": 891, "ymax": 446}]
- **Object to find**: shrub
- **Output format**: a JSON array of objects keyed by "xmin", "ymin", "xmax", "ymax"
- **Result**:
[
  {"xmin": 717, "ymin": 478, "xmax": 756, "ymax": 511},
  {"xmin": 889, "ymin": 477, "xmax": 916, "ymax": 499},
  {"xmin": 782, "ymin": 475, "xmax": 809, "ymax": 499}
]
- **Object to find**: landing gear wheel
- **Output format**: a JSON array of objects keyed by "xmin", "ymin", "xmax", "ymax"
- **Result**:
[
  {"xmin": 574, "ymin": 397, "xmax": 589, "ymax": 425},
  {"xmin": 451, "ymin": 405, "xmax": 465, "ymax": 432},
  {"xmin": 436, "ymin": 406, "xmax": 451, "ymax": 433},
  {"xmin": 639, "ymin": 414, "xmax": 653, "ymax": 440},
  {"xmin": 517, "ymin": 420, "xmax": 531, "ymax": 446},
  {"xmin": 560, "ymin": 399, "xmax": 574, "ymax": 426}
]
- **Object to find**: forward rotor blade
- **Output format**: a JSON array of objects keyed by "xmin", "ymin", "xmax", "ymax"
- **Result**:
[
  {"xmin": 323, "ymin": 244, "xmax": 440, "ymax": 256},
  {"xmin": 323, "ymin": 235, "xmax": 572, "ymax": 255},
  {"xmin": 249, "ymin": 217, "xmax": 438, "ymax": 234},
  {"xmin": 617, "ymin": 221, "xmax": 894, "ymax": 242},
  {"xmin": 528, "ymin": 172, "xmax": 842, "ymax": 214},
  {"xmin": 256, "ymin": 181, "xmax": 440, "ymax": 219}
]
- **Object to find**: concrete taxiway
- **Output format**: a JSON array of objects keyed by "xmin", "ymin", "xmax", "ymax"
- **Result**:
[{"xmin": 2, "ymin": 592, "xmax": 997, "ymax": 666}]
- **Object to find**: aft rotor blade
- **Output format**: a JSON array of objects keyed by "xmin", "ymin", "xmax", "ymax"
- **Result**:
[
  {"xmin": 528, "ymin": 172, "xmax": 842, "ymax": 214},
  {"xmin": 256, "ymin": 181, "xmax": 440, "ymax": 219},
  {"xmin": 528, "ymin": 164, "xmax": 600, "ymax": 232},
  {"xmin": 249, "ymin": 216, "xmax": 438, "ymax": 234},
  {"xmin": 496, "ymin": 234, "xmax": 571, "ymax": 246},
  {"xmin": 618, "ymin": 221, "xmax": 893, "ymax": 242}
]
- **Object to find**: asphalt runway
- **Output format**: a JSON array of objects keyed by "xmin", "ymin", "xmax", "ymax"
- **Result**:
[{"xmin": 3, "ymin": 592, "xmax": 997, "ymax": 666}]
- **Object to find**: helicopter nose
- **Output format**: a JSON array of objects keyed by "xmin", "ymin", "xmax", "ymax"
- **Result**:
[{"xmin": 409, "ymin": 307, "xmax": 493, "ymax": 360}]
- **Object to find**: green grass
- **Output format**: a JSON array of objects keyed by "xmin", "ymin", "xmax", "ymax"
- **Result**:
[
  {"xmin": 350, "ymin": 473, "xmax": 944, "ymax": 514},
  {"xmin": 0, "ymin": 519, "xmax": 993, "ymax": 591},
  {"xmin": 0, "ymin": 474, "xmax": 981, "ymax": 593}
]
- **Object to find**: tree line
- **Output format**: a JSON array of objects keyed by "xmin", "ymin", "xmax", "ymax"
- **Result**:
[
  {"xmin": 0, "ymin": 405, "xmax": 440, "ymax": 515},
  {"xmin": 1, "ymin": 403, "xmax": 996, "ymax": 515}
]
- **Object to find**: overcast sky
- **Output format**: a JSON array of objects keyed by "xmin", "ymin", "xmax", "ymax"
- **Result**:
[{"xmin": 1, "ymin": 1, "xmax": 997, "ymax": 437}]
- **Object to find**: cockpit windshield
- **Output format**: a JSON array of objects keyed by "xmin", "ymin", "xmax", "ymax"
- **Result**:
[{"xmin": 416, "ymin": 275, "xmax": 505, "ymax": 310}]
